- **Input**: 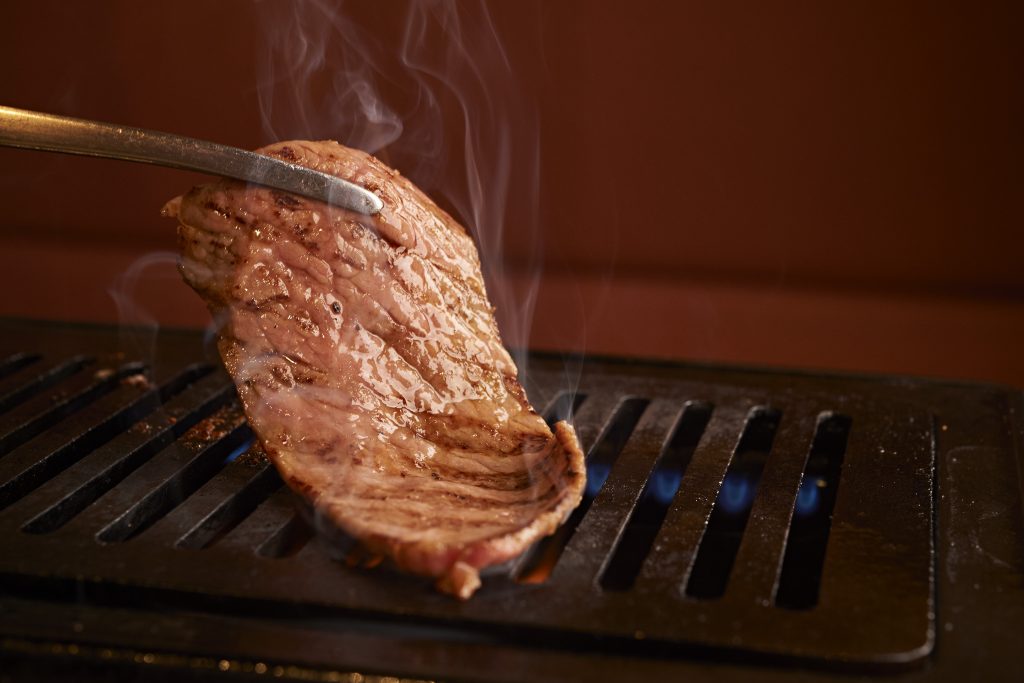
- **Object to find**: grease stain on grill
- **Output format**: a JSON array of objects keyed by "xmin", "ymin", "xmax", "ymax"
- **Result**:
[
  {"xmin": 516, "ymin": 397, "xmax": 649, "ymax": 585},
  {"xmin": 685, "ymin": 407, "xmax": 781, "ymax": 600},
  {"xmin": 775, "ymin": 413, "xmax": 852, "ymax": 610},
  {"xmin": 601, "ymin": 401, "xmax": 713, "ymax": 591}
]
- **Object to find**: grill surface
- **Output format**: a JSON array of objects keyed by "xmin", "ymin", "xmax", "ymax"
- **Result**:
[{"xmin": 0, "ymin": 318, "xmax": 1021, "ymax": 682}]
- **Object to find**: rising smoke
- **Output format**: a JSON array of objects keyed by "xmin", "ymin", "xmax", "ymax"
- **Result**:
[{"xmin": 253, "ymin": 0, "xmax": 544, "ymax": 376}]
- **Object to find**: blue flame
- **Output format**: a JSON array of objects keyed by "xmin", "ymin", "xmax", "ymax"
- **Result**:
[
  {"xmin": 717, "ymin": 474, "xmax": 754, "ymax": 515},
  {"xmin": 586, "ymin": 463, "xmax": 610, "ymax": 497},
  {"xmin": 650, "ymin": 468, "xmax": 681, "ymax": 505},
  {"xmin": 794, "ymin": 478, "xmax": 821, "ymax": 517},
  {"xmin": 224, "ymin": 436, "xmax": 255, "ymax": 463}
]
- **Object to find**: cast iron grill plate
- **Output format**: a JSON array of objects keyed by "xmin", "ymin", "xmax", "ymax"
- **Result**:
[{"xmin": 0, "ymin": 319, "xmax": 1021, "ymax": 683}]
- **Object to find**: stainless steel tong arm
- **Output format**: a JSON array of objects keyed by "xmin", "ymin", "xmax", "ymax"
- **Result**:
[{"xmin": 0, "ymin": 105, "xmax": 383, "ymax": 215}]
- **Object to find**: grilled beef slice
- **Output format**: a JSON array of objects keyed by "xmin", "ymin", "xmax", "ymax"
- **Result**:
[{"xmin": 164, "ymin": 140, "xmax": 585, "ymax": 599}]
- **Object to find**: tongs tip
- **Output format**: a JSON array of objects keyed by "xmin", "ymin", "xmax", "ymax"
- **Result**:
[{"xmin": 0, "ymin": 105, "xmax": 386, "ymax": 216}]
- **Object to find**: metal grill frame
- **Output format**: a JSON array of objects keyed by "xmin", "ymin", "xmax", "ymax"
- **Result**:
[{"xmin": 0, "ymin": 318, "xmax": 1021, "ymax": 682}]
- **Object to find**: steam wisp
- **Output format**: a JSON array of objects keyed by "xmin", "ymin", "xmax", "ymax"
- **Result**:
[{"xmin": 254, "ymin": 0, "xmax": 544, "ymax": 380}]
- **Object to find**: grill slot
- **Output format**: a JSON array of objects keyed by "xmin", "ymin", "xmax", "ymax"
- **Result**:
[
  {"xmin": 214, "ymin": 486, "xmax": 295, "ymax": 554},
  {"xmin": 95, "ymin": 407, "xmax": 251, "ymax": 543},
  {"xmin": 515, "ymin": 397, "xmax": 649, "ymax": 584},
  {"xmin": 584, "ymin": 398, "xmax": 653, "ymax": 498},
  {"xmin": 601, "ymin": 401, "xmax": 713, "ymax": 591},
  {"xmin": 775, "ymin": 413, "xmax": 852, "ymax": 609},
  {"xmin": 174, "ymin": 459, "xmax": 281, "ymax": 550},
  {"xmin": 257, "ymin": 512, "xmax": 312, "ymax": 558},
  {"xmin": 17, "ymin": 374, "xmax": 235, "ymax": 534}
]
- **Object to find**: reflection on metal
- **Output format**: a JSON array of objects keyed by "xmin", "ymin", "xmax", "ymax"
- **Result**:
[{"xmin": 0, "ymin": 106, "xmax": 384, "ymax": 214}]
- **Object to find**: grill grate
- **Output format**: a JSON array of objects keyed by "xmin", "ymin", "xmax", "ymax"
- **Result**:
[{"xmin": 0, "ymin": 319, "xmax": 1021, "ymax": 682}]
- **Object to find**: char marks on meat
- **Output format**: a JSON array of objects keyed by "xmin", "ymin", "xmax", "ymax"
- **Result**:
[{"xmin": 164, "ymin": 140, "xmax": 585, "ymax": 598}]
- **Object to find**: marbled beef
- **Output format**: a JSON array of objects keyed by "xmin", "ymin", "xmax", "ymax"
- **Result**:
[{"xmin": 163, "ymin": 140, "xmax": 585, "ymax": 598}]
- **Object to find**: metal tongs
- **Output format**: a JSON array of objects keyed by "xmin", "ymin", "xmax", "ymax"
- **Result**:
[{"xmin": 0, "ymin": 105, "xmax": 383, "ymax": 215}]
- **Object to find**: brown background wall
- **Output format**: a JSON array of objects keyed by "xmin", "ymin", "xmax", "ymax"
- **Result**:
[{"xmin": 1, "ymin": 1, "xmax": 1021, "ymax": 386}]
